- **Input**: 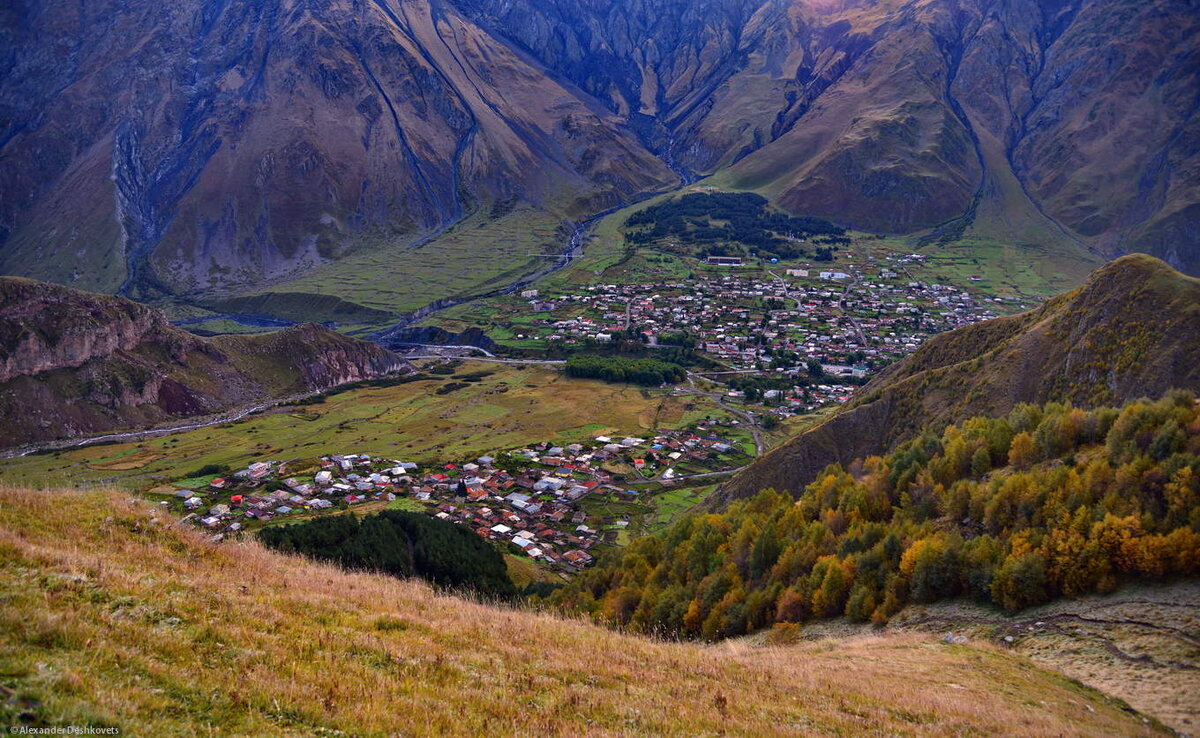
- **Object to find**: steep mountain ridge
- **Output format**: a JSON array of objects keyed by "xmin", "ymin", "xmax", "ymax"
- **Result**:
[
  {"xmin": 714, "ymin": 254, "xmax": 1200, "ymax": 504},
  {"xmin": 1, "ymin": 0, "xmax": 1196, "ymax": 315},
  {"xmin": 0, "ymin": 0, "xmax": 677, "ymax": 299},
  {"xmin": 462, "ymin": 0, "xmax": 1200, "ymax": 269},
  {"xmin": 0, "ymin": 277, "xmax": 408, "ymax": 447}
]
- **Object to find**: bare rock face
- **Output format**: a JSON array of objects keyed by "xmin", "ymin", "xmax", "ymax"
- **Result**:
[
  {"xmin": 0, "ymin": 277, "xmax": 410, "ymax": 446},
  {"xmin": 0, "ymin": 277, "xmax": 193, "ymax": 383}
]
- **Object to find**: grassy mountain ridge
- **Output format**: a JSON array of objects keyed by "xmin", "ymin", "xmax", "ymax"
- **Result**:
[
  {"xmin": 0, "ymin": 484, "xmax": 1164, "ymax": 736},
  {"xmin": 715, "ymin": 254, "xmax": 1200, "ymax": 504},
  {"xmin": 0, "ymin": 277, "xmax": 407, "ymax": 447}
]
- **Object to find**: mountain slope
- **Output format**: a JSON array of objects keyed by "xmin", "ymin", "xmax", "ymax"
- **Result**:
[
  {"xmin": 0, "ymin": 484, "xmax": 1164, "ymax": 736},
  {"xmin": 544, "ymin": 391, "xmax": 1200, "ymax": 728},
  {"xmin": 0, "ymin": 277, "xmax": 407, "ymax": 447},
  {"xmin": 0, "ymin": 0, "xmax": 677, "ymax": 300},
  {"xmin": 1, "ymin": 0, "xmax": 1196, "ymax": 317},
  {"xmin": 462, "ymin": 0, "xmax": 1200, "ymax": 272},
  {"xmin": 716, "ymin": 254, "xmax": 1200, "ymax": 504}
]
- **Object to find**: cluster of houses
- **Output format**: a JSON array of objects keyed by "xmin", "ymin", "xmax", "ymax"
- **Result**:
[
  {"xmin": 177, "ymin": 428, "xmax": 748, "ymax": 573},
  {"xmin": 512, "ymin": 259, "xmax": 1004, "ymax": 389}
]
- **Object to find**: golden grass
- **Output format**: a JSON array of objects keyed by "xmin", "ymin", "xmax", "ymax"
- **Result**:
[
  {"xmin": 768, "ymin": 586, "xmax": 1199, "ymax": 735},
  {"xmin": 86, "ymin": 450, "xmax": 161, "ymax": 471},
  {"xmin": 0, "ymin": 485, "xmax": 1163, "ymax": 736}
]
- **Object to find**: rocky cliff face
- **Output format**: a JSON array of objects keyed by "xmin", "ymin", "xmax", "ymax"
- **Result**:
[
  {"xmin": 0, "ymin": 278, "xmax": 192, "ymax": 383},
  {"xmin": 222, "ymin": 322, "xmax": 410, "ymax": 389},
  {"xmin": 713, "ymin": 254, "xmax": 1200, "ymax": 506},
  {"xmin": 0, "ymin": 277, "xmax": 409, "ymax": 447}
]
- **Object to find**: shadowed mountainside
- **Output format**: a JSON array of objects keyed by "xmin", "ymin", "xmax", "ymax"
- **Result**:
[
  {"xmin": 0, "ymin": 277, "xmax": 408, "ymax": 447},
  {"xmin": 1, "ymin": 0, "xmax": 1197, "ymax": 317},
  {"xmin": 0, "ymin": 0, "xmax": 677, "ymax": 300},
  {"xmin": 461, "ymin": 0, "xmax": 1200, "ymax": 272}
]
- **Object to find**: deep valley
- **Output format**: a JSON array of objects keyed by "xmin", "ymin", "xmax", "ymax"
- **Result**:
[{"xmin": 1, "ymin": 0, "xmax": 1198, "ymax": 735}]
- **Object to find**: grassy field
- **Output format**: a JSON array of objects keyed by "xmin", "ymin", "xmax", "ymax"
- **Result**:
[
  {"xmin": 853, "ymin": 235, "xmax": 1101, "ymax": 302},
  {"xmin": 505, "ymin": 553, "xmax": 564, "ymax": 590},
  {"xmin": 0, "ymin": 362, "xmax": 733, "ymax": 492},
  {"xmin": 646, "ymin": 483, "xmax": 719, "ymax": 532},
  {"xmin": 230, "ymin": 206, "xmax": 567, "ymax": 332},
  {"xmin": 0, "ymin": 485, "xmax": 1164, "ymax": 736}
]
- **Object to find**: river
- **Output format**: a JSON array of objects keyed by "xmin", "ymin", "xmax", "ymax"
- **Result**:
[{"xmin": 368, "ymin": 208, "xmax": 615, "ymax": 347}]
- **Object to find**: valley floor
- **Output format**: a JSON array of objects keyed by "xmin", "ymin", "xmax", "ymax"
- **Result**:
[
  {"xmin": 0, "ymin": 362, "xmax": 775, "ymax": 490},
  {"xmin": 0, "ymin": 485, "xmax": 1166, "ymax": 736}
]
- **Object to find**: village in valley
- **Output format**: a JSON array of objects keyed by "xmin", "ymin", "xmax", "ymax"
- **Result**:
[
  {"xmin": 449, "ymin": 249, "xmax": 1019, "ymax": 415},
  {"xmin": 20, "ymin": 207, "xmax": 1051, "ymax": 586},
  {"xmin": 521, "ymin": 256, "xmax": 1007, "ymax": 370},
  {"xmin": 0, "ymin": 211, "xmax": 1053, "ymax": 594},
  {"xmin": 177, "ymin": 426, "xmax": 750, "ymax": 574},
  {"xmin": 169, "ymin": 249, "xmax": 1027, "ymax": 579}
]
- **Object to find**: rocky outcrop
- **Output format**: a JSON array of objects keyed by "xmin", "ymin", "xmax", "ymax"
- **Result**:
[
  {"xmin": 713, "ymin": 255, "xmax": 1200, "ymax": 506},
  {"xmin": 0, "ymin": 277, "xmax": 410, "ymax": 447},
  {"xmin": 228, "ymin": 323, "xmax": 410, "ymax": 389},
  {"xmin": 0, "ymin": 278, "xmax": 191, "ymax": 383}
]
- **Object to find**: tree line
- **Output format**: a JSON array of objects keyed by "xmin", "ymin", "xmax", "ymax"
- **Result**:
[
  {"xmin": 564, "ymin": 354, "xmax": 687, "ymax": 386},
  {"xmin": 544, "ymin": 391, "xmax": 1200, "ymax": 639},
  {"xmin": 624, "ymin": 192, "xmax": 847, "ymax": 260},
  {"xmin": 259, "ymin": 509, "xmax": 516, "ymax": 599}
]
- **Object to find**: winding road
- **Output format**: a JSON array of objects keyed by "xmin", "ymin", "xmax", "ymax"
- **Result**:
[
  {"xmin": 0, "ymin": 384, "xmax": 354, "ymax": 460},
  {"xmin": 680, "ymin": 372, "xmax": 765, "ymax": 456},
  {"xmin": 402, "ymin": 354, "xmax": 565, "ymax": 366}
]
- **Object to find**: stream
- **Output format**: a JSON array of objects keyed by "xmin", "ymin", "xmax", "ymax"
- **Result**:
[
  {"xmin": 169, "ymin": 209, "xmax": 611, "ymax": 344},
  {"xmin": 369, "ymin": 208, "xmax": 614, "ymax": 347}
]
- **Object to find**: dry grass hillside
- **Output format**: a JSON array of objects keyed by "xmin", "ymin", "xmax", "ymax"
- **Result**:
[
  {"xmin": 0, "ymin": 485, "xmax": 1166, "ymax": 736},
  {"xmin": 778, "ymin": 584, "xmax": 1200, "ymax": 735}
]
